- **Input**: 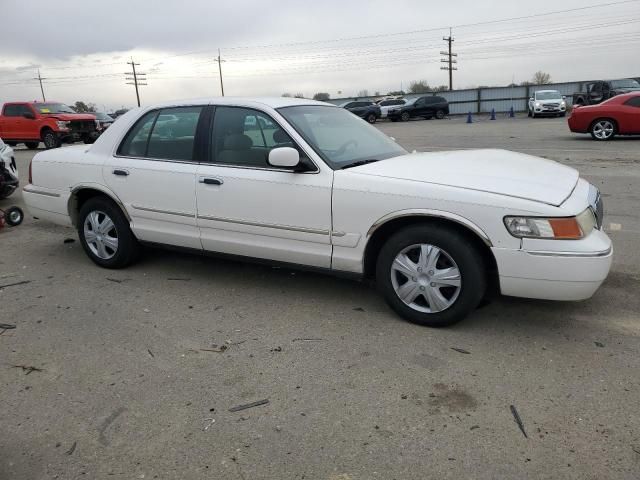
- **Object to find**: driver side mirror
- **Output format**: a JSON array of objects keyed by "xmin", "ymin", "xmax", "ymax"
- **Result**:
[
  {"xmin": 529, "ymin": 97, "xmax": 534, "ymax": 102},
  {"xmin": 268, "ymin": 147, "xmax": 300, "ymax": 169},
  {"xmin": 23, "ymin": 112, "xmax": 36, "ymax": 120}
]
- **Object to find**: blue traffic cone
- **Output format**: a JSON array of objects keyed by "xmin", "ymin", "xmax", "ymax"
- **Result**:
[
  {"xmin": 509, "ymin": 106, "xmax": 515, "ymax": 118},
  {"xmin": 490, "ymin": 108, "xmax": 496, "ymax": 120},
  {"xmin": 466, "ymin": 112, "xmax": 473, "ymax": 123}
]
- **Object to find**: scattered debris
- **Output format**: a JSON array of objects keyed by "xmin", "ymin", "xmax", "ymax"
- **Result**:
[
  {"xmin": 0, "ymin": 280, "xmax": 31, "ymax": 289},
  {"xmin": 63, "ymin": 238, "xmax": 75, "ymax": 244},
  {"xmin": 147, "ymin": 349, "xmax": 154, "ymax": 358},
  {"xmin": 0, "ymin": 323, "xmax": 16, "ymax": 330},
  {"xmin": 291, "ymin": 338, "xmax": 325, "ymax": 342},
  {"xmin": 510, "ymin": 405, "xmax": 528, "ymax": 438},
  {"xmin": 203, "ymin": 418, "xmax": 216, "ymax": 431},
  {"xmin": 470, "ymin": 425, "xmax": 480, "ymax": 430},
  {"xmin": 451, "ymin": 347, "xmax": 471, "ymax": 354},
  {"xmin": 594, "ymin": 341, "xmax": 605, "ymax": 348},
  {"xmin": 200, "ymin": 345, "xmax": 228, "ymax": 353},
  {"xmin": 228, "ymin": 399, "xmax": 270, "ymax": 412},
  {"xmin": 106, "ymin": 278, "xmax": 124, "ymax": 283},
  {"xmin": 12, "ymin": 364, "xmax": 43, "ymax": 375},
  {"xmin": 353, "ymin": 307, "xmax": 365, "ymax": 312},
  {"xmin": 270, "ymin": 346, "xmax": 282, "ymax": 352},
  {"xmin": 632, "ymin": 446, "xmax": 640, "ymax": 456},
  {"xmin": 65, "ymin": 441, "xmax": 77, "ymax": 455},
  {"xmin": 143, "ymin": 308, "xmax": 150, "ymax": 313},
  {"xmin": 168, "ymin": 277, "xmax": 191, "ymax": 281}
]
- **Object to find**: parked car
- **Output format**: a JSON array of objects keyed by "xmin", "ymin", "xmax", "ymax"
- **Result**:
[
  {"xmin": 340, "ymin": 101, "xmax": 381, "ymax": 124},
  {"xmin": 377, "ymin": 98, "xmax": 406, "ymax": 118},
  {"xmin": 528, "ymin": 90, "xmax": 567, "ymax": 118},
  {"xmin": 572, "ymin": 79, "xmax": 640, "ymax": 106},
  {"xmin": 387, "ymin": 96, "xmax": 449, "ymax": 121},
  {"xmin": 0, "ymin": 137, "xmax": 18, "ymax": 199},
  {"xmin": 23, "ymin": 97, "xmax": 611, "ymax": 327},
  {"xmin": 94, "ymin": 112, "xmax": 115, "ymax": 131},
  {"xmin": 109, "ymin": 109, "xmax": 130, "ymax": 119},
  {"xmin": 0, "ymin": 102, "xmax": 99, "ymax": 149},
  {"xmin": 568, "ymin": 92, "xmax": 640, "ymax": 141}
]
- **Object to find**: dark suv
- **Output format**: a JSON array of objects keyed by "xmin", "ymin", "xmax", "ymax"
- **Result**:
[
  {"xmin": 341, "ymin": 101, "xmax": 382, "ymax": 124},
  {"xmin": 387, "ymin": 96, "xmax": 449, "ymax": 121}
]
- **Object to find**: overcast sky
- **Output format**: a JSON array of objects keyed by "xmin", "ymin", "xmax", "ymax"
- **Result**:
[{"xmin": 0, "ymin": 0, "xmax": 638, "ymax": 110}]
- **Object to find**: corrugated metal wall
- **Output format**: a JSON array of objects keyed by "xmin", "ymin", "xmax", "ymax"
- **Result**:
[{"xmin": 324, "ymin": 76, "xmax": 638, "ymax": 113}]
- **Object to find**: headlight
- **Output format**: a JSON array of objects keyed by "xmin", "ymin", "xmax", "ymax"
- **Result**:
[
  {"xmin": 561, "ymin": 101, "xmax": 566, "ymax": 107},
  {"xmin": 534, "ymin": 102, "xmax": 541, "ymax": 107},
  {"xmin": 504, "ymin": 208, "xmax": 596, "ymax": 239},
  {"xmin": 56, "ymin": 120, "xmax": 70, "ymax": 129}
]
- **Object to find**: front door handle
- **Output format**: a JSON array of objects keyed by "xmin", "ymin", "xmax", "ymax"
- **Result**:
[
  {"xmin": 199, "ymin": 177, "xmax": 223, "ymax": 186},
  {"xmin": 113, "ymin": 169, "xmax": 129, "ymax": 176}
]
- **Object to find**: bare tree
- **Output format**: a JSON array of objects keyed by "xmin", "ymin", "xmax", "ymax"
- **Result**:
[
  {"xmin": 281, "ymin": 93, "xmax": 292, "ymax": 97},
  {"xmin": 388, "ymin": 90, "xmax": 405, "ymax": 96},
  {"xmin": 532, "ymin": 71, "xmax": 552, "ymax": 85},
  {"xmin": 357, "ymin": 89, "xmax": 369, "ymax": 97},
  {"xmin": 71, "ymin": 101, "xmax": 96, "ymax": 113},
  {"xmin": 294, "ymin": 92, "xmax": 305, "ymax": 98},
  {"xmin": 409, "ymin": 80, "xmax": 431, "ymax": 94},
  {"xmin": 312, "ymin": 92, "xmax": 330, "ymax": 101}
]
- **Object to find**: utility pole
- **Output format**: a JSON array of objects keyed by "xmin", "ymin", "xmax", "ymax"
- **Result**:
[
  {"xmin": 440, "ymin": 28, "xmax": 458, "ymax": 91},
  {"xmin": 215, "ymin": 49, "xmax": 225, "ymax": 96},
  {"xmin": 33, "ymin": 69, "xmax": 47, "ymax": 101},
  {"xmin": 125, "ymin": 58, "xmax": 147, "ymax": 107}
]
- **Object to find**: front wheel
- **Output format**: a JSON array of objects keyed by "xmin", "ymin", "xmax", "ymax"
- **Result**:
[
  {"xmin": 25, "ymin": 142, "xmax": 39, "ymax": 149},
  {"xmin": 366, "ymin": 113, "xmax": 377, "ymax": 124},
  {"xmin": 376, "ymin": 224, "xmax": 486, "ymax": 327},
  {"xmin": 590, "ymin": 119, "xmax": 616, "ymax": 141},
  {"xmin": 78, "ymin": 197, "xmax": 140, "ymax": 268},
  {"xmin": 42, "ymin": 130, "xmax": 61, "ymax": 149}
]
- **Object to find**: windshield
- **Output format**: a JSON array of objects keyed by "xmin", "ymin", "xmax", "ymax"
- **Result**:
[
  {"xmin": 32, "ymin": 103, "xmax": 76, "ymax": 114},
  {"xmin": 610, "ymin": 79, "xmax": 640, "ymax": 89},
  {"xmin": 535, "ymin": 91, "xmax": 562, "ymax": 100},
  {"xmin": 94, "ymin": 112, "xmax": 113, "ymax": 121},
  {"xmin": 278, "ymin": 105, "xmax": 407, "ymax": 169}
]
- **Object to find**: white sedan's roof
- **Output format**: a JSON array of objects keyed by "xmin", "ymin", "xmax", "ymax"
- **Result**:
[{"xmin": 147, "ymin": 96, "xmax": 333, "ymax": 110}]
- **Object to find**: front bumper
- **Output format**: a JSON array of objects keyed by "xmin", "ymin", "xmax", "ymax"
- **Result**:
[{"xmin": 492, "ymin": 229, "xmax": 612, "ymax": 301}]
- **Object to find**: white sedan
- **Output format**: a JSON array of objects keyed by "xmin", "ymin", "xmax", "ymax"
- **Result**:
[{"xmin": 23, "ymin": 97, "xmax": 612, "ymax": 327}]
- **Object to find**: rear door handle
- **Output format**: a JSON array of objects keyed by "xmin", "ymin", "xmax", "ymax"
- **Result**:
[
  {"xmin": 199, "ymin": 177, "xmax": 223, "ymax": 186},
  {"xmin": 113, "ymin": 169, "xmax": 129, "ymax": 176}
]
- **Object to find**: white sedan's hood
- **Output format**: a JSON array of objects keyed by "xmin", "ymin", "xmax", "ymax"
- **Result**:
[{"xmin": 349, "ymin": 149, "xmax": 579, "ymax": 206}]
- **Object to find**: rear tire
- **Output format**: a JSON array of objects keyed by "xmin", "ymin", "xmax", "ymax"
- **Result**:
[
  {"xmin": 590, "ymin": 118, "xmax": 616, "ymax": 141},
  {"xmin": 366, "ymin": 113, "xmax": 377, "ymax": 124},
  {"xmin": 78, "ymin": 196, "xmax": 140, "ymax": 269},
  {"xmin": 435, "ymin": 109, "xmax": 445, "ymax": 119},
  {"xmin": 5, "ymin": 206, "xmax": 24, "ymax": 226},
  {"xmin": 25, "ymin": 142, "xmax": 39, "ymax": 149},
  {"xmin": 6, "ymin": 141, "xmax": 17, "ymax": 147},
  {"xmin": 376, "ymin": 224, "xmax": 486, "ymax": 327},
  {"xmin": 42, "ymin": 130, "xmax": 61, "ymax": 149},
  {"xmin": 400, "ymin": 112, "xmax": 410, "ymax": 122}
]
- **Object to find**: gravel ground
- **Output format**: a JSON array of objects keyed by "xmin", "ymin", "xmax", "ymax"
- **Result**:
[{"xmin": 1, "ymin": 115, "xmax": 639, "ymax": 479}]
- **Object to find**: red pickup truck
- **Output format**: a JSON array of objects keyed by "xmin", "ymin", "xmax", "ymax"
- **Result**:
[{"xmin": 0, "ymin": 101, "xmax": 99, "ymax": 149}]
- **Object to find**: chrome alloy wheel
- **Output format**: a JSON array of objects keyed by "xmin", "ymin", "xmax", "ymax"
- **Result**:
[
  {"xmin": 592, "ymin": 120, "xmax": 615, "ymax": 140},
  {"xmin": 390, "ymin": 243, "xmax": 462, "ymax": 313},
  {"xmin": 83, "ymin": 210, "xmax": 118, "ymax": 260}
]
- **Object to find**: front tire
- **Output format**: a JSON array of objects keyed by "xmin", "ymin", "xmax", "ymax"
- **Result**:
[
  {"xmin": 78, "ymin": 197, "xmax": 139, "ymax": 268},
  {"xmin": 376, "ymin": 224, "xmax": 486, "ymax": 327},
  {"xmin": 42, "ymin": 130, "xmax": 61, "ymax": 149},
  {"xmin": 590, "ymin": 119, "xmax": 616, "ymax": 141}
]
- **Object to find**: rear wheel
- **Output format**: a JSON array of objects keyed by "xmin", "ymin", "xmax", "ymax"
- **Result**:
[
  {"xmin": 42, "ymin": 130, "xmax": 61, "ymax": 149},
  {"xmin": 376, "ymin": 224, "xmax": 486, "ymax": 327},
  {"xmin": 400, "ymin": 111, "xmax": 410, "ymax": 122},
  {"xmin": 78, "ymin": 197, "xmax": 140, "ymax": 268},
  {"xmin": 366, "ymin": 113, "xmax": 377, "ymax": 124},
  {"xmin": 435, "ymin": 109, "xmax": 445, "ymax": 119},
  {"xmin": 590, "ymin": 119, "xmax": 616, "ymax": 141},
  {"xmin": 25, "ymin": 142, "xmax": 39, "ymax": 149},
  {"xmin": 5, "ymin": 206, "xmax": 24, "ymax": 226}
]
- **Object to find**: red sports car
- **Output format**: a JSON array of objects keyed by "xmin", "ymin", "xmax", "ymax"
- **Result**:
[{"xmin": 568, "ymin": 92, "xmax": 640, "ymax": 141}]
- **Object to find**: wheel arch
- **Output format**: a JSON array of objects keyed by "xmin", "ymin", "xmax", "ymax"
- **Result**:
[
  {"xmin": 40, "ymin": 125, "xmax": 55, "ymax": 138},
  {"xmin": 68, "ymin": 185, "xmax": 131, "ymax": 227},
  {"xmin": 362, "ymin": 210, "xmax": 499, "ymax": 296}
]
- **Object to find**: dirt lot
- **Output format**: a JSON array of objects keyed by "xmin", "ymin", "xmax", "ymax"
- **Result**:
[{"xmin": 1, "ymin": 115, "xmax": 639, "ymax": 479}]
